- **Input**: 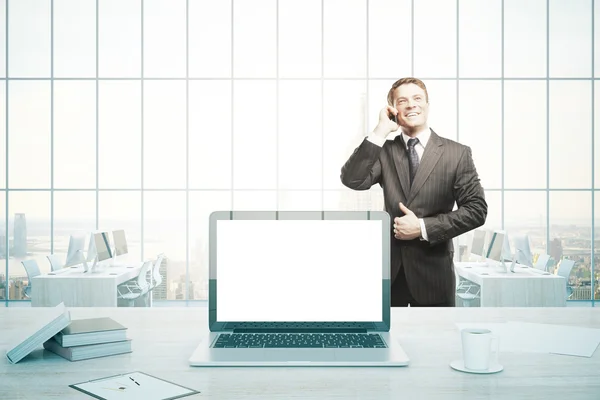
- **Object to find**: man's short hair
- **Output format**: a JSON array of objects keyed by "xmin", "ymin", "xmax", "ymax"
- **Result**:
[{"xmin": 387, "ymin": 77, "xmax": 429, "ymax": 106}]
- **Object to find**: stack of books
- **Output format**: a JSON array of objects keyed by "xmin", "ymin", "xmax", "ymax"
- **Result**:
[{"xmin": 43, "ymin": 317, "xmax": 132, "ymax": 361}]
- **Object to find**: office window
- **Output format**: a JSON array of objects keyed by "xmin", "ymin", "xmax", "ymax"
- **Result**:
[
  {"xmin": 8, "ymin": 0, "xmax": 50, "ymax": 78},
  {"xmin": 482, "ymin": 191, "xmax": 502, "ymax": 231},
  {"xmin": 144, "ymin": 191, "xmax": 186, "ymax": 299},
  {"xmin": 459, "ymin": 0, "xmax": 501, "ymax": 78},
  {"xmin": 595, "ymin": 191, "xmax": 600, "ymax": 300},
  {"xmin": 2, "ymin": 0, "xmax": 599, "ymax": 305},
  {"xmin": 323, "ymin": 80, "xmax": 367, "ymax": 190},
  {"xmin": 53, "ymin": 191, "xmax": 96, "ymax": 259},
  {"xmin": 279, "ymin": 80, "xmax": 322, "ymax": 190},
  {"xmin": 414, "ymin": 0, "xmax": 456, "ymax": 77},
  {"xmin": 423, "ymin": 80, "xmax": 457, "ymax": 142},
  {"xmin": 0, "ymin": 0, "xmax": 5, "ymax": 78},
  {"xmin": 54, "ymin": 0, "xmax": 96, "ymax": 78},
  {"xmin": 549, "ymin": 191, "xmax": 592, "ymax": 300},
  {"xmin": 549, "ymin": 0, "xmax": 591, "ymax": 78},
  {"xmin": 188, "ymin": 80, "xmax": 232, "ymax": 189},
  {"xmin": 8, "ymin": 81, "xmax": 51, "ymax": 188},
  {"xmin": 0, "ymin": 192, "xmax": 5, "ymax": 300},
  {"xmin": 596, "ymin": 0, "xmax": 600, "ymax": 78},
  {"xmin": 188, "ymin": 0, "xmax": 231, "ymax": 78},
  {"xmin": 323, "ymin": 0, "xmax": 367, "ymax": 78},
  {"xmin": 98, "ymin": 0, "xmax": 141, "ymax": 78},
  {"xmin": 143, "ymin": 80, "xmax": 186, "ymax": 189},
  {"xmin": 279, "ymin": 191, "xmax": 322, "ymax": 211},
  {"xmin": 549, "ymin": 81, "xmax": 591, "ymax": 189},
  {"xmin": 189, "ymin": 191, "xmax": 231, "ymax": 301},
  {"xmin": 98, "ymin": 191, "xmax": 142, "ymax": 262},
  {"xmin": 504, "ymin": 191, "xmax": 547, "ymax": 255},
  {"xmin": 143, "ymin": 0, "xmax": 186, "ymax": 78},
  {"xmin": 504, "ymin": 0, "xmax": 546, "ymax": 78},
  {"xmin": 504, "ymin": 81, "xmax": 547, "ymax": 189},
  {"xmin": 368, "ymin": 0, "xmax": 411, "ymax": 79},
  {"xmin": 595, "ymin": 81, "xmax": 600, "ymax": 189},
  {"xmin": 98, "ymin": 80, "xmax": 141, "ymax": 189},
  {"xmin": 232, "ymin": 81, "xmax": 277, "ymax": 189},
  {"xmin": 0, "ymin": 81, "xmax": 5, "ymax": 189},
  {"xmin": 279, "ymin": 0, "xmax": 321, "ymax": 78},
  {"xmin": 233, "ymin": 190, "xmax": 277, "ymax": 211},
  {"xmin": 8, "ymin": 191, "xmax": 51, "ymax": 299},
  {"xmin": 233, "ymin": 0, "xmax": 276, "ymax": 78},
  {"xmin": 54, "ymin": 81, "xmax": 96, "ymax": 189},
  {"xmin": 459, "ymin": 81, "xmax": 502, "ymax": 190}
]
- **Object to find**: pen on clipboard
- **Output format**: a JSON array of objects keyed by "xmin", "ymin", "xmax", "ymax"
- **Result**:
[{"xmin": 129, "ymin": 376, "xmax": 141, "ymax": 386}]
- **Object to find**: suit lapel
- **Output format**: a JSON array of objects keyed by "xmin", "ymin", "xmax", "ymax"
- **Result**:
[
  {"xmin": 407, "ymin": 130, "xmax": 444, "ymax": 205},
  {"xmin": 390, "ymin": 136, "xmax": 411, "ymax": 199}
]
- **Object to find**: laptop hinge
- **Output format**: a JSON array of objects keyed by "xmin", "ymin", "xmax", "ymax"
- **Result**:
[{"xmin": 232, "ymin": 328, "xmax": 368, "ymax": 334}]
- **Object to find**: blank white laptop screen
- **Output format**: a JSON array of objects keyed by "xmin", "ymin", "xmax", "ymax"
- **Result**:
[{"xmin": 216, "ymin": 220, "xmax": 382, "ymax": 323}]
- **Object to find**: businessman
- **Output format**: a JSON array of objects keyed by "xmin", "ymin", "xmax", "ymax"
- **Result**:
[{"xmin": 341, "ymin": 77, "xmax": 487, "ymax": 307}]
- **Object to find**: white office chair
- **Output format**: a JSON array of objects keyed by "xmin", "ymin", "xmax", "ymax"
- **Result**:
[
  {"xmin": 455, "ymin": 270, "xmax": 480, "ymax": 307},
  {"xmin": 556, "ymin": 258, "xmax": 576, "ymax": 300},
  {"xmin": 46, "ymin": 254, "xmax": 64, "ymax": 272},
  {"xmin": 21, "ymin": 259, "xmax": 41, "ymax": 299},
  {"xmin": 533, "ymin": 254, "xmax": 551, "ymax": 272},
  {"xmin": 117, "ymin": 261, "xmax": 152, "ymax": 307},
  {"xmin": 148, "ymin": 253, "xmax": 165, "ymax": 291}
]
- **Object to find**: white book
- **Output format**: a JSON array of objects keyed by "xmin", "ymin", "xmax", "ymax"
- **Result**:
[
  {"xmin": 5, "ymin": 303, "xmax": 71, "ymax": 364},
  {"xmin": 44, "ymin": 338, "xmax": 132, "ymax": 361}
]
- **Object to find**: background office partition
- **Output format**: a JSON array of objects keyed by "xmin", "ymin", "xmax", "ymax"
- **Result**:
[{"xmin": 0, "ymin": 0, "xmax": 598, "ymax": 305}]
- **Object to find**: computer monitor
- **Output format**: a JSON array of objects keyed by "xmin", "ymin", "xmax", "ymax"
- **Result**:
[
  {"xmin": 487, "ymin": 231, "xmax": 512, "ymax": 264},
  {"xmin": 113, "ymin": 230, "xmax": 128, "ymax": 256},
  {"xmin": 470, "ymin": 229, "xmax": 487, "ymax": 259},
  {"xmin": 94, "ymin": 232, "xmax": 113, "ymax": 262},
  {"xmin": 512, "ymin": 234, "xmax": 533, "ymax": 267},
  {"xmin": 86, "ymin": 233, "xmax": 97, "ymax": 262},
  {"xmin": 486, "ymin": 231, "xmax": 510, "ymax": 261},
  {"xmin": 64, "ymin": 234, "xmax": 87, "ymax": 267}
]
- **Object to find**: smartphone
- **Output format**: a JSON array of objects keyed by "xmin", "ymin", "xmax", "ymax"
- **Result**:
[{"xmin": 389, "ymin": 112, "xmax": 397, "ymax": 124}]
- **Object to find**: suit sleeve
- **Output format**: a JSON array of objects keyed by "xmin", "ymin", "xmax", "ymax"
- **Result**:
[
  {"xmin": 340, "ymin": 138, "xmax": 383, "ymax": 190},
  {"xmin": 422, "ymin": 146, "xmax": 487, "ymax": 246}
]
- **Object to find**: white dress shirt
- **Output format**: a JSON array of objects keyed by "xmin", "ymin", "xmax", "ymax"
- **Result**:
[{"xmin": 366, "ymin": 127, "xmax": 431, "ymax": 241}]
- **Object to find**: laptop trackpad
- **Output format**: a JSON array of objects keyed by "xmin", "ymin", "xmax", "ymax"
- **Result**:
[{"xmin": 264, "ymin": 349, "xmax": 336, "ymax": 362}]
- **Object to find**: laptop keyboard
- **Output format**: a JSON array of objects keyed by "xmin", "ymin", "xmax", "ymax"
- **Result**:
[{"xmin": 213, "ymin": 333, "xmax": 387, "ymax": 348}]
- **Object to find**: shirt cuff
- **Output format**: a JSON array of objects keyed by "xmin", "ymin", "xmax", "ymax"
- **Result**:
[
  {"xmin": 419, "ymin": 218, "xmax": 429, "ymax": 241},
  {"xmin": 366, "ymin": 134, "xmax": 387, "ymax": 147}
]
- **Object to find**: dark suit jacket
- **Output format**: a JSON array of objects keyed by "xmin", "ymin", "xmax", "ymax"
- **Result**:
[{"xmin": 340, "ymin": 130, "xmax": 487, "ymax": 304}]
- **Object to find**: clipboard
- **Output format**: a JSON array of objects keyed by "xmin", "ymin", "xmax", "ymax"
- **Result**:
[{"xmin": 69, "ymin": 371, "xmax": 200, "ymax": 400}]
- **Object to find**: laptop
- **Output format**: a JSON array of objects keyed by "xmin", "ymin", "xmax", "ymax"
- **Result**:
[{"xmin": 188, "ymin": 210, "xmax": 409, "ymax": 367}]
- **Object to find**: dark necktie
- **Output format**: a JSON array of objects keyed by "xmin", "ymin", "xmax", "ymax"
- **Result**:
[{"xmin": 407, "ymin": 138, "xmax": 420, "ymax": 186}]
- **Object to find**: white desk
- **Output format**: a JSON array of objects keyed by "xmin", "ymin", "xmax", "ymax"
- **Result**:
[
  {"xmin": 1, "ymin": 307, "xmax": 599, "ymax": 399},
  {"xmin": 31, "ymin": 264, "xmax": 143, "ymax": 307},
  {"xmin": 455, "ymin": 262, "xmax": 566, "ymax": 307}
]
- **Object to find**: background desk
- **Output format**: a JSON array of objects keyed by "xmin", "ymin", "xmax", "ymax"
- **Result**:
[
  {"xmin": 455, "ymin": 262, "xmax": 566, "ymax": 307},
  {"xmin": 1, "ymin": 307, "xmax": 599, "ymax": 399},
  {"xmin": 31, "ymin": 264, "xmax": 143, "ymax": 307}
]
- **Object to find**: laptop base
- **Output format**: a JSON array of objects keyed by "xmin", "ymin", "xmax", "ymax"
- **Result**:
[{"xmin": 188, "ymin": 333, "xmax": 409, "ymax": 367}]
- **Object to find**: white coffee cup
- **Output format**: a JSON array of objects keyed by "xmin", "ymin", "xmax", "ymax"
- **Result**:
[{"xmin": 461, "ymin": 328, "xmax": 499, "ymax": 371}]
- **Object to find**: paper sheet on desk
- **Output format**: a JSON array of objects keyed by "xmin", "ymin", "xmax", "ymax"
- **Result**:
[
  {"xmin": 70, "ymin": 371, "xmax": 199, "ymax": 400},
  {"xmin": 456, "ymin": 322, "xmax": 600, "ymax": 357}
]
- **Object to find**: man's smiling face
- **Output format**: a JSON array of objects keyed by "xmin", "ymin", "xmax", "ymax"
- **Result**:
[{"xmin": 393, "ymin": 83, "xmax": 429, "ymax": 134}]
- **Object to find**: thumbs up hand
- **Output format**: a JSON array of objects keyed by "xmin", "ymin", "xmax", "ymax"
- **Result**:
[{"xmin": 393, "ymin": 202, "xmax": 422, "ymax": 240}]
